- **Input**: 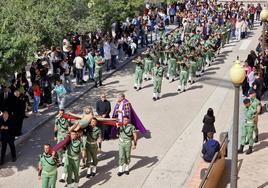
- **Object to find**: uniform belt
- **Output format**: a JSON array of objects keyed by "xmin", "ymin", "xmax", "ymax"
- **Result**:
[
  {"xmin": 42, "ymin": 169, "xmax": 57, "ymax": 176},
  {"xmin": 87, "ymin": 141, "xmax": 97, "ymax": 145},
  {"xmin": 67, "ymin": 154, "xmax": 79, "ymax": 160},
  {"xmin": 119, "ymin": 138, "xmax": 131, "ymax": 143},
  {"xmin": 245, "ymin": 120, "xmax": 254, "ymax": 124}
]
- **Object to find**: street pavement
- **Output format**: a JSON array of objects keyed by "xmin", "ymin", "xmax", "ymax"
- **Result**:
[{"xmin": 0, "ymin": 25, "xmax": 265, "ymax": 188}]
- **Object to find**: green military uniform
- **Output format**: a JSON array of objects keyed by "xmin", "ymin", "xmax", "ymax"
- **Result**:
[
  {"xmin": 94, "ymin": 55, "xmax": 104, "ymax": 86},
  {"xmin": 195, "ymin": 48, "xmax": 203, "ymax": 77},
  {"xmin": 143, "ymin": 57, "xmax": 153, "ymax": 80},
  {"xmin": 118, "ymin": 124, "xmax": 136, "ymax": 172},
  {"xmin": 178, "ymin": 61, "xmax": 189, "ymax": 92},
  {"xmin": 241, "ymin": 106, "xmax": 255, "ymax": 147},
  {"xmin": 188, "ymin": 54, "xmax": 197, "ymax": 84},
  {"xmin": 152, "ymin": 65, "xmax": 164, "ymax": 99},
  {"xmin": 167, "ymin": 55, "xmax": 177, "ymax": 81},
  {"xmin": 134, "ymin": 60, "xmax": 144, "ymax": 89},
  {"xmin": 204, "ymin": 40, "xmax": 213, "ymax": 66},
  {"xmin": 83, "ymin": 126, "xmax": 101, "ymax": 176},
  {"xmin": 55, "ymin": 116, "xmax": 70, "ymax": 160},
  {"xmin": 39, "ymin": 153, "xmax": 57, "ymax": 188},
  {"xmin": 65, "ymin": 139, "xmax": 82, "ymax": 185},
  {"xmin": 55, "ymin": 116, "xmax": 70, "ymax": 143},
  {"xmin": 250, "ymin": 98, "xmax": 261, "ymax": 139}
]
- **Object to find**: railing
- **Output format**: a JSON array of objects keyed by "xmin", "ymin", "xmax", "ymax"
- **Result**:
[{"xmin": 199, "ymin": 132, "xmax": 228, "ymax": 188}]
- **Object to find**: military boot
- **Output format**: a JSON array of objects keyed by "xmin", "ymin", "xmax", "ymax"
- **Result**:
[
  {"xmin": 238, "ymin": 145, "xmax": 244, "ymax": 154},
  {"xmin": 246, "ymin": 146, "xmax": 253, "ymax": 155},
  {"xmin": 254, "ymin": 135, "xmax": 259, "ymax": 143}
]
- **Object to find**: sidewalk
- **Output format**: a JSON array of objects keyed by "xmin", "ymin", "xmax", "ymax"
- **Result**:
[
  {"xmin": 7, "ymin": 25, "xmax": 178, "ymax": 152},
  {"xmin": 219, "ymin": 103, "xmax": 268, "ymax": 188}
]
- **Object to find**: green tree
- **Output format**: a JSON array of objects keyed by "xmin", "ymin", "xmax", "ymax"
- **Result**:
[{"xmin": 0, "ymin": 0, "xmax": 146, "ymax": 82}]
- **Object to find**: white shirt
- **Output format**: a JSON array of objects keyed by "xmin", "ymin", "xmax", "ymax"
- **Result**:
[
  {"xmin": 73, "ymin": 56, "xmax": 84, "ymax": 69},
  {"xmin": 63, "ymin": 39, "xmax": 71, "ymax": 52},
  {"xmin": 110, "ymin": 42, "xmax": 118, "ymax": 56},
  {"xmin": 103, "ymin": 42, "xmax": 111, "ymax": 60},
  {"xmin": 118, "ymin": 102, "xmax": 125, "ymax": 122}
]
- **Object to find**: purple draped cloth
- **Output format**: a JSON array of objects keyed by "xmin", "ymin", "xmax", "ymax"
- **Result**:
[{"xmin": 111, "ymin": 99, "xmax": 147, "ymax": 136}]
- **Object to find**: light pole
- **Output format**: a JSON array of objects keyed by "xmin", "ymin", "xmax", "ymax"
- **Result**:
[
  {"xmin": 260, "ymin": 4, "xmax": 268, "ymax": 55},
  {"xmin": 229, "ymin": 57, "xmax": 246, "ymax": 188}
]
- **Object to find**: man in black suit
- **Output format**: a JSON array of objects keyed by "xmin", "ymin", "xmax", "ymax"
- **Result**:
[
  {"xmin": 96, "ymin": 94, "xmax": 111, "ymax": 140},
  {"xmin": 0, "ymin": 85, "xmax": 12, "ymax": 114},
  {"xmin": 11, "ymin": 90, "xmax": 26, "ymax": 136},
  {"xmin": 0, "ymin": 111, "xmax": 16, "ymax": 165}
]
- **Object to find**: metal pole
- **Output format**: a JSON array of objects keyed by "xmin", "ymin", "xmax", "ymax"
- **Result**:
[{"xmin": 231, "ymin": 85, "xmax": 240, "ymax": 188}]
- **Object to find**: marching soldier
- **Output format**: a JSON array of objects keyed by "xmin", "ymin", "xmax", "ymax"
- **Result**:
[
  {"xmin": 38, "ymin": 144, "xmax": 58, "ymax": 188},
  {"xmin": 133, "ymin": 56, "xmax": 144, "ymax": 91},
  {"xmin": 238, "ymin": 98, "xmax": 255, "ymax": 155},
  {"xmin": 94, "ymin": 50, "xmax": 105, "ymax": 88},
  {"xmin": 248, "ymin": 89, "xmax": 261, "ymax": 143},
  {"xmin": 143, "ymin": 51, "xmax": 153, "ymax": 81},
  {"xmin": 152, "ymin": 61, "xmax": 164, "ymax": 101},
  {"xmin": 177, "ymin": 56, "xmax": 189, "ymax": 92},
  {"xmin": 188, "ymin": 49, "xmax": 197, "ymax": 84},
  {"xmin": 204, "ymin": 37, "xmax": 213, "ymax": 66},
  {"xmin": 117, "ymin": 116, "xmax": 137, "ymax": 176},
  {"xmin": 65, "ymin": 131, "xmax": 83, "ymax": 188},
  {"xmin": 166, "ymin": 50, "xmax": 177, "ymax": 82},
  {"xmin": 83, "ymin": 117, "xmax": 102, "ymax": 178}
]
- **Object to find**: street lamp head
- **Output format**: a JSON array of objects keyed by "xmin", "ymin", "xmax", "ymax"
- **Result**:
[
  {"xmin": 229, "ymin": 58, "xmax": 246, "ymax": 85},
  {"xmin": 260, "ymin": 7, "xmax": 268, "ymax": 22}
]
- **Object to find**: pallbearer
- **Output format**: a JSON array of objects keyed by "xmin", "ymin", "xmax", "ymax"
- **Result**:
[
  {"xmin": 38, "ymin": 144, "xmax": 58, "ymax": 188},
  {"xmin": 117, "ymin": 116, "xmax": 137, "ymax": 176},
  {"xmin": 83, "ymin": 117, "xmax": 102, "ymax": 178},
  {"xmin": 65, "ymin": 131, "xmax": 83, "ymax": 188}
]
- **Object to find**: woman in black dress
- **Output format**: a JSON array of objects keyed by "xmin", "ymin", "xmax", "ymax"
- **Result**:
[{"xmin": 202, "ymin": 108, "xmax": 216, "ymax": 143}]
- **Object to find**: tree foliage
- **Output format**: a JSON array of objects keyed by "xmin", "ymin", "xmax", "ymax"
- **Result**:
[{"xmin": 0, "ymin": 0, "xmax": 145, "ymax": 82}]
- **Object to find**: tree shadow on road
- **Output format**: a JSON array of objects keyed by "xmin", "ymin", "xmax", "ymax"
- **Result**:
[
  {"xmin": 161, "ymin": 92, "xmax": 178, "ymax": 99},
  {"xmin": 187, "ymin": 85, "xmax": 203, "ymax": 91},
  {"xmin": 258, "ymin": 132, "xmax": 268, "ymax": 142},
  {"xmin": 104, "ymin": 80, "xmax": 120, "ymax": 86},
  {"xmin": 253, "ymin": 141, "xmax": 268, "ymax": 152},
  {"xmin": 257, "ymin": 181, "xmax": 268, "ymax": 188},
  {"xmin": 205, "ymin": 67, "xmax": 220, "ymax": 72},
  {"xmin": 142, "ymin": 83, "xmax": 153, "ymax": 89},
  {"xmin": 79, "ymin": 151, "xmax": 158, "ymax": 187},
  {"xmin": 202, "ymin": 71, "xmax": 217, "ymax": 76},
  {"xmin": 130, "ymin": 155, "xmax": 159, "ymax": 171}
]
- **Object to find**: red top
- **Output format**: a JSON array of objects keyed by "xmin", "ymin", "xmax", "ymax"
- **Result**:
[{"xmin": 33, "ymin": 85, "xmax": 42, "ymax": 97}]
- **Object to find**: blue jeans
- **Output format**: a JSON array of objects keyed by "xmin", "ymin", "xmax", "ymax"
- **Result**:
[
  {"xmin": 105, "ymin": 59, "xmax": 111, "ymax": 71},
  {"xmin": 88, "ymin": 65, "xmax": 95, "ymax": 80},
  {"xmin": 57, "ymin": 96, "xmax": 65, "ymax": 110},
  {"xmin": 33, "ymin": 96, "xmax": 40, "ymax": 113},
  {"xmin": 76, "ymin": 69, "xmax": 83, "ymax": 84}
]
